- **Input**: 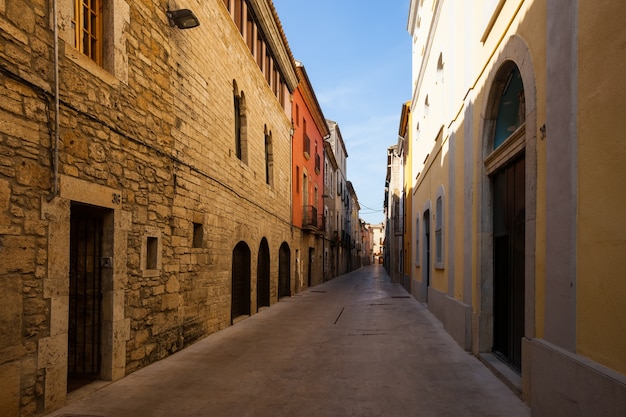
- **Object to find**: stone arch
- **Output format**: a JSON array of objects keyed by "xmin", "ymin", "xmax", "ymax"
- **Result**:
[
  {"xmin": 232, "ymin": 241, "xmax": 251, "ymax": 323},
  {"xmin": 257, "ymin": 237, "xmax": 271, "ymax": 310},
  {"xmin": 278, "ymin": 242, "xmax": 291, "ymax": 299}
]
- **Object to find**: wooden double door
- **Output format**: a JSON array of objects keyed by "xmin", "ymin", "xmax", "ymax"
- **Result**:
[{"xmin": 492, "ymin": 156, "xmax": 525, "ymax": 371}]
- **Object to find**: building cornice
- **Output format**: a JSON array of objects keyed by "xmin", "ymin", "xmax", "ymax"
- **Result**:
[
  {"xmin": 248, "ymin": 0, "xmax": 298, "ymax": 91},
  {"xmin": 295, "ymin": 62, "xmax": 330, "ymax": 137},
  {"xmin": 327, "ymin": 119, "xmax": 348, "ymax": 158}
]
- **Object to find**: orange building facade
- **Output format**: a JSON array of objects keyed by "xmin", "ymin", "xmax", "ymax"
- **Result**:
[{"xmin": 291, "ymin": 61, "xmax": 329, "ymax": 290}]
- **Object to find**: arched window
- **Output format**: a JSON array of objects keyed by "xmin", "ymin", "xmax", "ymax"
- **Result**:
[
  {"xmin": 494, "ymin": 66, "xmax": 525, "ymax": 149},
  {"xmin": 435, "ymin": 185, "xmax": 445, "ymax": 269},
  {"xmin": 415, "ymin": 215, "xmax": 420, "ymax": 266},
  {"xmin": 264, "ymin": 126, "xmax": 273, "ymax": 186},
  {"xmin": 233, "ymin": 81, "xmax": 247, "ymax": 163}
]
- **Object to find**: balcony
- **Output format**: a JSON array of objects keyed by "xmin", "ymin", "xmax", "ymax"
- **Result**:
[{"xmin": 303, "ymin": 206, "xmax": 324, "ymax": 233}]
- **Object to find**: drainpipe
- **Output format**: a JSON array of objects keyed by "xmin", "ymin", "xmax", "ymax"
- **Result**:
[{"xmin": 47, "ymin": 0, "xmax": 60, "ymax": 201}]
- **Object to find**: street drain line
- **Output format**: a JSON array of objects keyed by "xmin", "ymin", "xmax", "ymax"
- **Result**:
[
  {"xmin": 334, "ymin": 306, "xmax": 345, "ymax": 324},
  {"xmin": 59, "ymin": 415, "xmax": 106, "ymax": 417}
]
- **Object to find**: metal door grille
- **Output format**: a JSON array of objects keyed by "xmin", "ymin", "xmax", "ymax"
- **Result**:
[{"xmin": 68, "ymin": 204, "xmax": 103, "ymax": 388}]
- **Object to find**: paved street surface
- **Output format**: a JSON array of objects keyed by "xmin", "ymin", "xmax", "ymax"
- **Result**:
[{"xmin": 46, "ymin": 265, "xmax": 530, "ymax": 417}]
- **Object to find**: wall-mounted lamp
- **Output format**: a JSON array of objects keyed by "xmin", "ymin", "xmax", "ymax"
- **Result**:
[{"xmin": 167, "ymin": 9, "xmax": 200, "ymax": 29}]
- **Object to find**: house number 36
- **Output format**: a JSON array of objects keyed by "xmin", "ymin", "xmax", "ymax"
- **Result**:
[{"xmin": 112, "ymin": 193, "xmax": 122, "ymax": 205}]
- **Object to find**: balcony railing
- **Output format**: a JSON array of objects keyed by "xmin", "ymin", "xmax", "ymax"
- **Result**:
[{"xmin": 302, "ymin": 205, "xmax": 321, "ymax": 230}]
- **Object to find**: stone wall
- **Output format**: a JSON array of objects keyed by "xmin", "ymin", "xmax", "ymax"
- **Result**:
[{"xmin": 0, "ymin": 1, "xmax": 297, "ymax": 416}]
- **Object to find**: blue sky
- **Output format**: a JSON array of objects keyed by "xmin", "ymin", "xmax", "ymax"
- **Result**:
[{"xmin": 272, "ymin": 1, "xmax": 412, "ymax": 225}]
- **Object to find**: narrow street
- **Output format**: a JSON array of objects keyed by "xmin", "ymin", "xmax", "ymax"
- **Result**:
[{"xmin": 46, "ymin": 265, "xmax": 529, "ymax": 417}]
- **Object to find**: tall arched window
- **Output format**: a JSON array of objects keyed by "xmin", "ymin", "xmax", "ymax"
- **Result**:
[
  {"xmin": 435, "ymin": 185, "xmax": 445, "ymax": 269},
  {"xmin": 264, "ymin": 127, "xmax": 273, "ymax": 186},
  {"xmin": 415, "ymin": 215, "xmax": 420, "ymax": 266},
  {"xmin": 233, "ymin": 81, "xmax": 247, "ymax": 163}
]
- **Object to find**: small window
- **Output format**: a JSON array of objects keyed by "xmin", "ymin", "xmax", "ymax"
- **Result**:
[
  {"xmin": 296, "ymin": 166, "xmax": 300, "ymax": 193},
  {"xmin": 146, "ymin": 237, "xmax": 158, "ymax": 269},
  {"xmin": 73, "ymin": 0, "xmax": 102, "ymax": 65},
  {"xmin": 142, "ymin": 227, "xmax": 162, "ymax": 277},
  {"xmin": 303, "ymin": 119, "xmax": 310, "ymax": 159},
  {"xmin": 192, "ymin": 223, "xmax": 203, "ymax": 248},
  {"xmin": 246, "ymin": 12, "xmax": 255, "ymax": 52},
  {"xmin": 234, "ymin": 0, "xmax": 244, "ymax": 34},
  {"xmin": 256, "ymin": 33, "xmax": 264, "ymax": 69}
]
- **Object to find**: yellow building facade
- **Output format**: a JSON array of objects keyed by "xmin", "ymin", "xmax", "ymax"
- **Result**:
[
  {"xmin": 407, "ymin": 0, "xmax": 626, "ymax": 415},
  {"xmin": 399, "ymin": 101, "xmax": 413, "ymax": 291}
]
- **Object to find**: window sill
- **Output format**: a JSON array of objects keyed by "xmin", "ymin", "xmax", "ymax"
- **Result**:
[{"xmin": 65, "ymin": 47, "xmax": 120, "ymax": 87}]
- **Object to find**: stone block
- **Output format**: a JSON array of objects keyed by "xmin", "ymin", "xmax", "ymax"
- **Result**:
[
  {"xmin": 43, "ymin": 364, "xmax": 67, "ymax": 412},
  {"xmin": 165, "ymin": 276, "xmax": 180, "ymax": 293},
  {"xmin": 0, "ymin": 274, "xmax": 21, "ymax": 350},
  {"xmin": 0, "ymin": 178, "xmax": 10, "ymax": 226},
  {"xmin": 162, "ymin": 293, "xmax": 180, "ymax": 311},
  {"xmin": 49, "ymin": 296, "xmax": 68, "ymax": 337},
  {"xmin": 0, "ymin": 236, "xmax": 36, "ymax": 276},
  {"xmin": 37, "ymin": 334, "xmax": 67, "ymax": 370},
  {"xmin": 0, "ymin": 361, "xmax": 20, "ymax": 417}
]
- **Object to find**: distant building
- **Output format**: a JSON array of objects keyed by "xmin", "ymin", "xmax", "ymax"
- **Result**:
[
  {"xmin": 383, "ymin": 144, "xmax": 404, "ymax": 284},
  {"xmin": 323, "ymin": 139, "xmax": 340, "ymax": 280},
  {"xmin": 369, "ymin": 223, "xmax": 385, "ymax": 265},
  {"xmin": 326, "ymin": 120, "xmax": 351, "ymax": 276}
]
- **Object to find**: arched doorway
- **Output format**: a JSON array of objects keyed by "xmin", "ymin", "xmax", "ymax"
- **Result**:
[
  {"xmin": 490, "ymin": 64, "xmax": 525, "ymax": 371},
  {"xmin": 278, "ymin": 242, "xmax": 291, "ymax": 299},
  {"xmin": 422, "ymin": 208, "xmax": 431, "ymax": 303},
  {"xmin": 481, "ymin": 52, "xmax": 536, "ymax": 373},
  {"xmin": 231, "ymin": 241, "xmax": 251, "ymax": 324},
  {"xmin": 490, "ymin": 64, "xmax": 526, "ymax": 371},
  {"xmin": 257, "ymin": 238, "xmax": 270, "ymax": 310}
]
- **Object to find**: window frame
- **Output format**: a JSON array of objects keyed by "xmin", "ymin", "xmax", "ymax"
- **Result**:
[
  {"xmin": 264, "ymin": 127, "xmax": 273, "ymax": 186},
  {"xmin": 435, "ymin": 185, "xmax": 445, "ymax": 269},
  {"xmin": 415, "ymin": 215, "xmax": 420, "ymax": 266},
  {"xmin": 73, "ymin": 0, "xmax": 103, "ymax": 65}
]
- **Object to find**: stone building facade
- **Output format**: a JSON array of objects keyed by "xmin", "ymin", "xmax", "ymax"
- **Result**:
[
  {"xmin": 325, "ymin": 120, "xmax": 350, "ymax": 276},
  {"xmin": 322, "ymin": 138, "xmax": 339, "ymax": 280},
  {"xmin": 0, "ymin": 0, "xmax": 298, "ymax": 416}
]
